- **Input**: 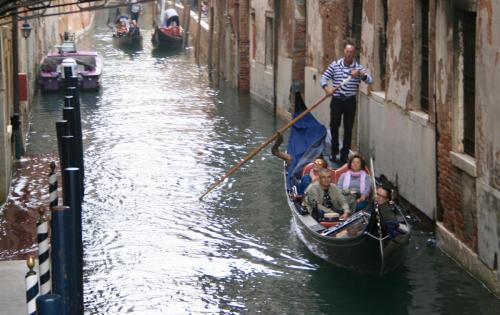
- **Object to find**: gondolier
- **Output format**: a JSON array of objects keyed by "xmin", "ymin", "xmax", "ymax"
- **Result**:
[
  {"xmin": 321, "ymin": 40, "xmax": 373, "ymax": 164},
  {"xmin": 129, "ymin": 0, "xmax": 142, "ymax": 22}
]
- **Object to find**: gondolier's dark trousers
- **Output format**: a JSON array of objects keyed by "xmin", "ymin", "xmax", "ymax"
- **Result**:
[
  {"xmin": 131, "ymin": 12, "xmax": 139, "ymax": 22},
  {"xmin": 330, "ymin": 95, "xmax": 357, "ymax": 159}
]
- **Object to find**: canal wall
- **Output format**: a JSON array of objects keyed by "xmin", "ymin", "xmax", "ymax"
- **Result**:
[{"xmin": 173, "ymin": 2, "xmax": 211, "ymax": 62}]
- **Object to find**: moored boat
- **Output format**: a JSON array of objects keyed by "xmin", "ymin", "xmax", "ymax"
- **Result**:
[
  {"xmin": 39, "ymin": 39, "xmax": 103, "ymax": 91},
  {"xmin": 283, "ymin": 102, "xmax": 411, "ymax": 275}
]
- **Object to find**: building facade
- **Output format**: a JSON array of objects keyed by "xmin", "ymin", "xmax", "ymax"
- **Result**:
[{"xmin": 206, "ymin": 0, "xmax": 499, "ymax": 295}]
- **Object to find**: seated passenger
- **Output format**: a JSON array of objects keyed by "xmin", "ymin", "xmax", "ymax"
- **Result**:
[
  {"xmin": 309, "ymin": 158, "xmax": 328, "ymax": 182},
  {"xmin": 116, "ymin": 19, "xmax": 129, "ymax": 35},
  {"xmin": 303, "ymin": 168, "xmax": 350, "ymax": 220},
  {"xmin": 298, "ymin": 157, "xmax": 328, "ymax": 194},
  {"xmin": 375, "ymin": 185, "xmax": 402, "ymax": 239},
  {"xmin": 164, "ymin": 8, "xmax": 180, "ymax": 27},
  {"xmin": 338, "ymin": 154, "xmax": 371, "ymax": 212}
]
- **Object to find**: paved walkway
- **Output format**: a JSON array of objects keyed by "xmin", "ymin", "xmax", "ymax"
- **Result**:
[{"xmin": 0, "ymin": 260, "xmax": 28, "ymax": 315}]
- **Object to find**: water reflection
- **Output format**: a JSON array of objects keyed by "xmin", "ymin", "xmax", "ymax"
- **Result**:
[{"xmin": 20, "ymin": 7, "xmax": 500, "ymax": 315}]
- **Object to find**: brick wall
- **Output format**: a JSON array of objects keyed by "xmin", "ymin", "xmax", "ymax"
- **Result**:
[
  {"xmin": 292, "ymin": 19, "xmax": 306, "ymax": 83},
  {"xmin": 319, "ymin": 1, "xmax": 350, "ymax": 69},
  {"xmin": 434, "ymin": 4, "xmax": 478, "ymax": 252}
]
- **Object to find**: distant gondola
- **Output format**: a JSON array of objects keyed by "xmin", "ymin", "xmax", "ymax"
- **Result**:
[
  {"xmin": 151, "ymin": 22, "xmax": 184, "ymax": 50},
  {"xmin": 112, "ymin": 31, "xmax": 143, "ymax": 47},
  {"xmin": 283, "ymin": 98, "xmax": 411, "ymax": 275},
  {"xmin": 112, "ymin": 16, "xmax": 143, "ymax": 47}
]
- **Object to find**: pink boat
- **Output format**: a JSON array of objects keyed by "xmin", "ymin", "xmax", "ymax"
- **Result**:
[{"xmin": 39, "ymin": 41, "xmax": 103, "ymax": 91}]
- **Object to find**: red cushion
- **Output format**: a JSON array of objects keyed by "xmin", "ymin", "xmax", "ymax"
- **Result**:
[{"xmin": 320, "ymin": 221, "xmax": 340, "ymax": 228}]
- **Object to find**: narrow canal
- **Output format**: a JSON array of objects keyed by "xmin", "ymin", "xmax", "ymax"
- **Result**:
[{"xmin": 24, "ymin": 8, "xmax": 500, "ymax": 315}]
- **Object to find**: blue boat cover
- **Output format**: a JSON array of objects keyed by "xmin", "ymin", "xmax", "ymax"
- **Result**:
[{"xmin": 286, "ymin": 111, "xmax": 326, "ymax": 186}]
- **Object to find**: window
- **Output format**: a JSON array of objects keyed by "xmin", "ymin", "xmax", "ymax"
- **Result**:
[
  {"xmin": 265, "ymin": 16, "xmax": 274, "ymax": 66},
  {"xmin": 351, "ymin": 0, "xmax": 363, "ymax": 57},
  {"xmin": 379, "ymin": 0, "xmax": 388, "ymax": 91},
  {"xmin": 420, "ymin": 0, "xmax": 430, "ymax": 113},
  {"xmin": 251, "ymin": 11, "xmax": 256, "ymax": 60},
  {"xmin": 461, "ymin": 11, "xmax": 476, "ymax": 157},
  {"xmin": 454, "ymin": 9, "xmax": 476, "ymax": 157},
  {"xmin": 373, "ymin": 0, "xmax": 388, "ymax": 92}
]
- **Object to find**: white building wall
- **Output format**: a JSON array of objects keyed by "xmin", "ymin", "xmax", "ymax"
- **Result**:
[{"xmin": 358, "ymin": 93, "xmax": 436, "ymax": 219}]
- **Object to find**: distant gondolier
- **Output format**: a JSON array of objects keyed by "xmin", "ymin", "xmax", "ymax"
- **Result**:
[
  {"xmin": 129, "ymin": 0, "xmax": 142, "ymax": 22},
  {"xmin": 321, "ymin": 40, "xmax": 373, "ymax": 164},
  {"xmin": 164, "ymin": 8, "xmax": 180, "ymax": 27}
]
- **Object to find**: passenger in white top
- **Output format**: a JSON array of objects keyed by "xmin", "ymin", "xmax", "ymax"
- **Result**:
[{"xmin": 164, "ymin": 8, "xmax": 180, "ymax": 27}]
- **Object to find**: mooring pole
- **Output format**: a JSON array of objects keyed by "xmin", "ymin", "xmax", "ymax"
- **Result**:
[
  {"xmin": 25, "ymin": 256, "xmax": 39, "ymax": 315},
  {"xmin": 37, "ymin": 207, "xmax": 51, "ymax": 295},
  {"xmin": 62, "ymin": 167, "xmax": 83, "ymax": 314},
  {"xmin": 37, "ymin": 294, "xmax": 63, "ymax": 315},
  {"xmin": 50, "ymin": 205, "xmax": 73, "ymax": 315}
]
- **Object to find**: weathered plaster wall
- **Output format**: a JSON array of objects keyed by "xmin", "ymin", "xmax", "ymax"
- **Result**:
[
  {"xmin": 476, "ymin": 0, "xmax": 500, "ymax": 272},
  {"xmin": 304, "ymin": 66, "xmax": 331, "ymax": 126},
  {"xmin": 276, "ymin": 55, "xmax": 292, "ymax": 115},
  {"xmin": 249, "ymin": 0, "xmax": 274, "ymax": 105},
  {"xmin": 385, "ymin": 1, "xmax": 413, "ymax": 109},
  {"xmin": 360, "ymin": 0, "xmax": 375, "ymax": 95},
  {"xmin": 358, "ymin": 93, "xmax": 436, "ymax": 218},
  {"xmin": 305, "ymin": 0, "xmax": 324, "ymax": 70},
  {"xmin": 357, "ymin": 0, "xmax": 436, "ymax": 218},
  {"xmin": 0, "ymin": 26, "xmax": 14, "ymax": 201}
]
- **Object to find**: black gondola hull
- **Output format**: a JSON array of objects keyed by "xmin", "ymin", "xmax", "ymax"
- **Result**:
[
  {"xmin": 152, "ymin": 25, "xmax": 183, "ymax": 49},
  {"xmin": 285, "ymin": 172, "xmax": 410, "ymax": 275}
]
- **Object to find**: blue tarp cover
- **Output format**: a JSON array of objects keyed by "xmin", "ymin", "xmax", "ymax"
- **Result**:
[{"xmin": 286, "ymin": 111, "xmax": 326, "ymax": 186}]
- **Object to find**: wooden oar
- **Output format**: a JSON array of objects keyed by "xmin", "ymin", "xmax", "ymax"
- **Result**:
[{"xmin": 199, "ymin": 77, "xmax": 352, "ymax": 200}]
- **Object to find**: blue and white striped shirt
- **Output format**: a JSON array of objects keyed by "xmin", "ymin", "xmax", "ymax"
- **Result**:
[{"xmin": 320, "ymin": 58, "xmax": 373, "ymax": 97}]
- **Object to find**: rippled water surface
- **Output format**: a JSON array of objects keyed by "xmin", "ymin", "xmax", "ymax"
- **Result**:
[{"xmin": 24, "ymin": 8, "xmax": 500, "ymax": 315}]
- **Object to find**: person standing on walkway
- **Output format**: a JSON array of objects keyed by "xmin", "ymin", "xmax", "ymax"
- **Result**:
[{"xmin": 321, "ymin": 41, "xmax": 373, "ymax": 164}]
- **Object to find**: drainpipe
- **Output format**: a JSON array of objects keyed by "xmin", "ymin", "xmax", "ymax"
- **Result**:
[
  {"xmin": 434, "ymin": 94, "xmax": 442, "ymax": 221},
  {"xmin": 234, "ymin": 1, "xmax": 239, "ymax": 90},
  {"xmin": 11, "ymin": 11, "xmax": 25, "ymax": 159},
  {"xmin": 272, "ymin": 0, "xmax": 280, "ymax": 116},
  {"xmin": 208, "ymin": 4, "xmax": 214, "ymax": 75}
]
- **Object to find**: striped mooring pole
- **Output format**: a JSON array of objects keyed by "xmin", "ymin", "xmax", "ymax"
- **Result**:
[
  {"xmin": 49, "ymin": 161, "xmax": 58, "ymax": 209},
  {"xmin": 37, "ymin": 207, "xmax": 51, "ymax": 295},
  {"xmin": 25, "ymin": 256, "xmax": 39, "ymax": 315}
]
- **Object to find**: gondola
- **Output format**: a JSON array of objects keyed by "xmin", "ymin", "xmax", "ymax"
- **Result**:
[
  {"xmin": 112, "ymin": 31, "xmax": 143, "ymax": 47},
  {"xmin": 151, "ymin": 22, "xmax": 184, "ymax": 50},
  {"xmin": 112, "ymin": 16, "xmax": 143, "ymax": 47},
  {"xmin": 283, "ymin": 96, "xmax": 411, "ymax": 275}
]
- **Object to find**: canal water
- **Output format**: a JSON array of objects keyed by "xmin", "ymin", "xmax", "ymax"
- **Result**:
[{"xmin": 24, "ymin": 8, "xmax": 500, "ymax": 315}]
